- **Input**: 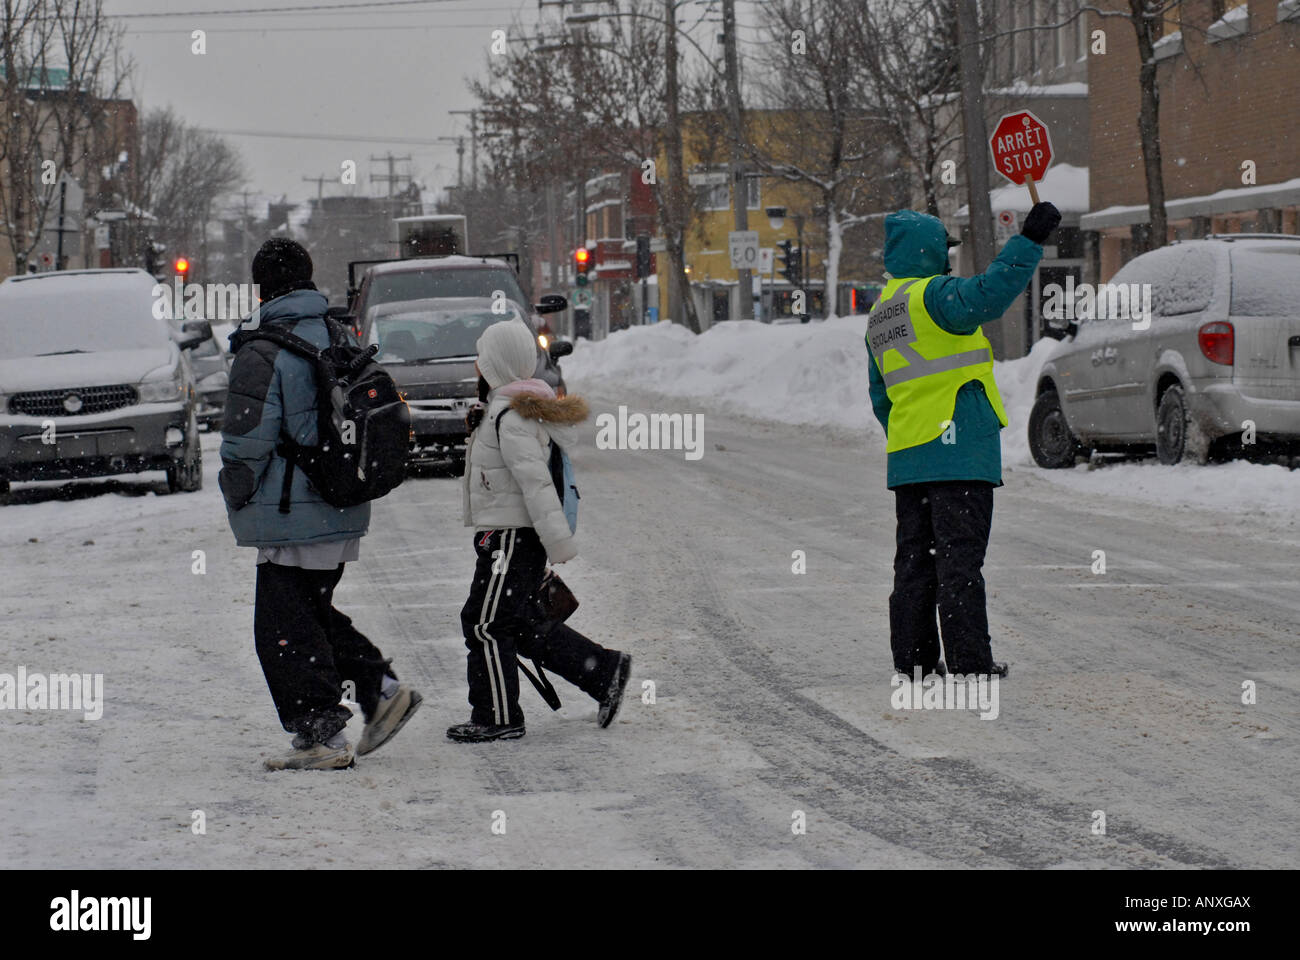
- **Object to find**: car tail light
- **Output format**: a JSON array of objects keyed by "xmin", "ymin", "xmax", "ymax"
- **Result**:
[{"xmin": 1198, "ymin": 321, "xmax": 1234, "ymax": 366}]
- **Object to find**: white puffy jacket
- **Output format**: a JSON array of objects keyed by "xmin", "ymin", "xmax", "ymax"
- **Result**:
[{"xmin": 462, "ymin": 383, "xmax": 589, "ymax": 563}]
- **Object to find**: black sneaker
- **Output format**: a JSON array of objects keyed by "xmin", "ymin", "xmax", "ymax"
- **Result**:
[
  {"xmin": 597, "ymin": 652, "xmax": 633, "ymax": 729},
  {"xmin": 446, "ymin": 721, "xmax": 525, "ymax": 743}
]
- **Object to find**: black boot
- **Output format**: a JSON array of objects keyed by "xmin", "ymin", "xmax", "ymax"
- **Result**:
[{"xmin": 446, "ymin": 721, "xmax": 526, "ymax": 743}]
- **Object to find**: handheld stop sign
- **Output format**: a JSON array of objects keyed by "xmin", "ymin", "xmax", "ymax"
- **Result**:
[{"xmin": 989, "ymin": 109, "xmax": 1053, "ymax": 204}]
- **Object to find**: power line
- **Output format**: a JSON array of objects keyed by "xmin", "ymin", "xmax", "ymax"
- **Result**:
[
  {"xmin": 200, "ymin": 127, "xmax": 465, "ymax": 146},
  {"xmin": 107, "ymin": 0, "xmax": 492, "ymax": 18},
  {"xmin": 125, "ymin": 22, "xmax": 516, "ymax": 34}
]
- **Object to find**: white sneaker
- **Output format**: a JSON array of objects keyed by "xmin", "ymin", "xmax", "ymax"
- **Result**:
[
  {"xmin": 264, "ymin": 739, "xmax": 355, "ymax": 771},
  {"xmin": 357, "ymin": 684, "xmax": 423, "ymax": 756}
]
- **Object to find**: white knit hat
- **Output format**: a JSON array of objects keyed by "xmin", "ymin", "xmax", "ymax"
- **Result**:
[{"xmin": 476, "ymin": 319, "xmax": 538, "ymax": 389}]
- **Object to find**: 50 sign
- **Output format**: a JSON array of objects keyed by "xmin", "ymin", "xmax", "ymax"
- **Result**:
[{"xmin": 728, "ymin": 230, "xmax": 760, "ymax": 271}]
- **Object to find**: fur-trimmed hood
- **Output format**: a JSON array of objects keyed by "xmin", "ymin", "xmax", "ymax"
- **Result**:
[{"xmin": 509, "ymin": 393, "xmax": 589, "ymax": 425}]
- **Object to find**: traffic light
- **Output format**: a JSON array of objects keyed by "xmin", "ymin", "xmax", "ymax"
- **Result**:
[
  {"xmin": 574, "ymin": 247, "xmax": 591, "ymax": 287},
  {"xmin": 777, "ymin": 240, "xmax": 801, "ymax": 287},
  {"xmin": 174, "ymin": 257, "xmax": 190, "ymax": 277}
]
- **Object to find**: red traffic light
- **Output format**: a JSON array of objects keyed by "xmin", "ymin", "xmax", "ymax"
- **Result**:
[
  {"xmin": 174, "ymin": 257, "xmax": 190, "ymax": 275},
  {"xmin": 574, "ymin": 248, "xmax": 590, "ymax": 264}
]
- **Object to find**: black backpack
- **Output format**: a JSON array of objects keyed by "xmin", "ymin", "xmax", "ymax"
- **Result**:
[{"xmin": 233, "ymin": 318, "xmax": 410, "ymax": 512}]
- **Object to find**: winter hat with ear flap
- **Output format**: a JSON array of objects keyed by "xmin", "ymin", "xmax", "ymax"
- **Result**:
[{"xmin": 476, "ymin": 319, "xmax": 538, "ymax": 389}]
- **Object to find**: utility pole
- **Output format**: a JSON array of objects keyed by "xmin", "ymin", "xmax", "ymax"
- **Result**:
[
  {"xmin": 722, "ymin": 0, "xmax": 752, "ymax": 320},
  {"xmin": 449, "ymin": 110, "xmax": 479, "ymax": 191},
  {"xmin": 302, "ymin": 174, "xmax": 330, "ymax": 204},
  {"xmin": 663, "ymin": 0, "xmax": 701, "ymax": 334},
  {"xmin": 955, "ymin": 0, "xmax": 1001, "ymax": 357},
  {"xmin": 369, "ymin": 153, "xmax": 413, "ymax": 198}
]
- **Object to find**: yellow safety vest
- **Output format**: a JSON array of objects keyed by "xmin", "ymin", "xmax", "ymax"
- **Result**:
[{"xmin": 866, "ymin": 276, "xmax": 1008, "ymax": 453}]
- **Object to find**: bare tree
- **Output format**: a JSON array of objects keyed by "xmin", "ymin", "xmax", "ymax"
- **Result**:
[
  {"xmin": 749, "ymin": 0, "xmax": 907, "ymax": 318},
  {"xmin": 120, "ymin": 107, "xmax": 245, "ymax": 273},
  {"xmin": 841, "ymin": 0, "xmax": 964, "ymax": 221},
  {"xmin": 469, "ymin": 1, "xmax": 707, "ymax": 333},
  {"xmin": 0, "ymin": 0, "xmax": 129, "ymax": 274}
]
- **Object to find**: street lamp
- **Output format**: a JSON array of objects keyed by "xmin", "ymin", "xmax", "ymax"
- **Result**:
[{"xmin": 765, "ymin": 206, "xmax": 786, "ymax": 230}]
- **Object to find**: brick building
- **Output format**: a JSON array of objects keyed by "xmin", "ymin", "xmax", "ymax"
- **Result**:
[{"xmin": 1082, "ymin": 0, "xmax": 1300, "ymax": 278}]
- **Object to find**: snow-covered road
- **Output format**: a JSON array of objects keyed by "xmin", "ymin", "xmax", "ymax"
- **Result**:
[{"xmin": 2, "ymin": 382, "xmax": 1296, "ymax": 869}]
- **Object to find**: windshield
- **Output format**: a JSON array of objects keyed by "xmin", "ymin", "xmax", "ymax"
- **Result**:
[
  {"xmin": 0, "ymin": 281, "xmax": 170, "ymax": 357},
  {"xmin": 367, "ymin": 267, "xmax": 526, "ymax": 309},
  {"xmin": 368, "ymin": 303, "xmax": 527, "ymax": 363},
  {"xmin": 1230, "ymin": 249, "xmax": 1300, "ymax": 316}
]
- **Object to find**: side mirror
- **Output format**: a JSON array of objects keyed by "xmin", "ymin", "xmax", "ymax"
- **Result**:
[
  {"xmin": 548, "ymin": 339, "xmax": 574, "ymax": 360},
  {"xmin": 177, "ymin": 320, "xmax": 213, "ymax": 350},
  {"xmin": 1041, "ymin": 317, "xmax": 1078, "ymax": 341},
  {"xmin": 535, "ymin": 294, "xmax": 567, "ymax": 315}
]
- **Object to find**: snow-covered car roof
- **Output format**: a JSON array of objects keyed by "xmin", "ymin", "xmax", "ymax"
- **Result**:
[
  {"xmin": 362, "ymin": 255, "xmax": 516, "ymax": 276},
  {"xmin": 366, "ymin": 295, "xmax": 527, "ymax": 319}
]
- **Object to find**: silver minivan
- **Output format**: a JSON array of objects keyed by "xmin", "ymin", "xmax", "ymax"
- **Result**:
[
  {"xmin": 0, "ymin": 268, "xmax": 209, "ymax": 498},
  {"xmin": 1028, "ymin": 235, "xmax": 1300, "ymax": 467}
]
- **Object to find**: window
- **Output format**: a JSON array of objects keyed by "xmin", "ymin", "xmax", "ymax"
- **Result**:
[
  {"xmin": 698, "ymin": 177, "xmax": 729, "ymax": 211},
  {"xmin": 745, "ymin": 175, "xmax": 760, "ymax": 210},
  {"xmin": 1230, "ymin": 249, "xmax": 1300, "ymax": 317},
  {"xmin": 605, "ymin": 202, "xmax": 623, "ymax": 240}
]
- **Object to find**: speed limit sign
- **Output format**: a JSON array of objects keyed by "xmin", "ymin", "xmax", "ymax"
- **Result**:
[{"xmin": 728, "ymin": 230, "xmax": 760, "ymax": 270}]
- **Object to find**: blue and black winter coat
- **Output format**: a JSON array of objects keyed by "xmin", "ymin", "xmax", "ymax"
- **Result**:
[
  {"xmin": 867, "ymin": 210, "xmax": 1043, "ymax": 488},
  {"xmin": 218, "ymin": 290, "xmax": 370, "ymax": 547}
]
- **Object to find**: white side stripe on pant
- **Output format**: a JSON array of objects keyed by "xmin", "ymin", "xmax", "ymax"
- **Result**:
[{"xmin": 475, "ymin": 529, "xmax": 516, "ymax": 724}]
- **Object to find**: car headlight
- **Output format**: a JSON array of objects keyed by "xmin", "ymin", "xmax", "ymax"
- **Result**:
[{"xmin": 138, "ymin": 366, "xmax": 185, "ymax": 403}]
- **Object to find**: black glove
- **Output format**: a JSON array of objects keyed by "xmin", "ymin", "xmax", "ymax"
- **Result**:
[
  {"xmin": 465, "ymin": 403, "xmax": 485, "ymax": 434},
  {"xmin": 1020, "ymin": 201, "xmax": 1061, "ymax": 245}
]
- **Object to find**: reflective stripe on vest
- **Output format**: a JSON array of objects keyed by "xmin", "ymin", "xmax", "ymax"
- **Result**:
[{"xmin": 866, "ymin": 275, "xmax": 1008, "ymax": 453}]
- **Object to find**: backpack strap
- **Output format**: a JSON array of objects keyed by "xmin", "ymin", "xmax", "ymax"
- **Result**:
[
  {"xmin": 517, "ymin": 657, "xmax": 561, "ymax": 711},
  {"xmin": 493, "ymin": 407, "xmax": 510, "ymax": 439},
  {"xmin": 232, "ymin": 326, "xmax": 322, "ymax": 515},
  {"xmin": 232, "ymin": 324, "xmax": 323, "ymax": 361}
]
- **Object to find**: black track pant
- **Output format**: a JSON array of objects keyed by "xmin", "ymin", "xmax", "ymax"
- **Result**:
[
  {"xmin": 254, "ymin": 561, "xmax": 394, "ymax": 742},
  {"xmin": 889, "ymin": 481, "xmax": 996, "ymax": 675},
  {"xmin": 460, "ymin": 528, "xmax": 620, "ymax": 727}
]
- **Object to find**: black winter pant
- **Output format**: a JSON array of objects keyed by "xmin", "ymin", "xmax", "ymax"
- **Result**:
[
  {"xmin": 461, "ymin": 528, "xmax": 620, "ymax": 727},
  {"xmin": 254, "ymin": 562, "xmax": 395, "ymax": 743},
  {"xmin": 889, "ymin": 481, "xmax": 996, "ymax": 675}
]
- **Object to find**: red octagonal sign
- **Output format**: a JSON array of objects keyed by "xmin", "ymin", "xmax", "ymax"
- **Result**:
[{"xmin": 989, "ymin": 109, "xmax": 1054, "ymax": 187}]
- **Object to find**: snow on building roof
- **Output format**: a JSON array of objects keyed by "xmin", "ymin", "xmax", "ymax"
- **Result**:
[
  {"xmin": 1081, "ymin": 177, "xmax": 1300, "ymax": 230},
  {"xmin": 986, "ymin": 80, "xmax": 1089, "ymax": 97},
  {"xmin": 954, "ymin": 163, "xmax": 1089, "ymax": 220}
]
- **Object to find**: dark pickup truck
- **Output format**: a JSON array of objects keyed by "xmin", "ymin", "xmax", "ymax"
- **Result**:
[{"xmin": 334, "ymin": 255, "xmax": 571, "ymax": 470}]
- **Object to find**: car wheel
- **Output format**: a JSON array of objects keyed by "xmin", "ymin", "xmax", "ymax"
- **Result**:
[
  {"xmin": 0, "ymin": 479, "xmax": 9, "ymax": 504},
  {"xmin": 1155, "ymin": 383, "xmax": 1209, "ymax": 465},
  {"xmin": 1028, "ymin": 389, "xmax": 1082, "ymax": 469},
  {"xmin": 166, "ymin": 421, "xmax": 204, "ymax": 493}
]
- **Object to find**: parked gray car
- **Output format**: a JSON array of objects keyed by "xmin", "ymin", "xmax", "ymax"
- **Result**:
[
  {"xmin": 1028, "ymin": 235, "xmax": 1300, "ymax": 467},
  {"xmin": 0, "ymin": 269, "xmax": 208, "ymax": 498},
  {"xmin": 169, "ymin": 318, "xmax": 230, "ymax": 430}
]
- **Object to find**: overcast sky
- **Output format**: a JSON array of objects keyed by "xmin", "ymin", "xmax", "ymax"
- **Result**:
[{"xmin": 111, "ymin": 0, "xmax": 766, "ymax": 219}]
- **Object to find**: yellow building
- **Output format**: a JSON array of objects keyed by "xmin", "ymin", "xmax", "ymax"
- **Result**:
[{"xmin": 665, "ymin": 109, "xmax": 834, "ymax": 327}]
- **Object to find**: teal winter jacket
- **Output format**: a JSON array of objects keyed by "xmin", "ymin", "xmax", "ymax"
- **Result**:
[
  {"xmin": 867, "ymin": 210, "xmax": 1043, "ymax": 489},
  {"xmin": 218, "ymin": 290, "xmax": 371, "ymax": 547}
]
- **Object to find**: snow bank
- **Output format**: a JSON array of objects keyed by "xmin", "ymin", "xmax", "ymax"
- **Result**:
[
  {"xmin": 565, "ymin": 317, "xmax": 882, "ymax": 437},
  {"xmin": 568, "ymin": 322, "xmax": 1300, "ymax": 518}
]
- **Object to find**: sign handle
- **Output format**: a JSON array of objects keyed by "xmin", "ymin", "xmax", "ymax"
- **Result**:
[{"xmin": 1024, "ymin": 173, "xmax": 1041, "ymax": 205}]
